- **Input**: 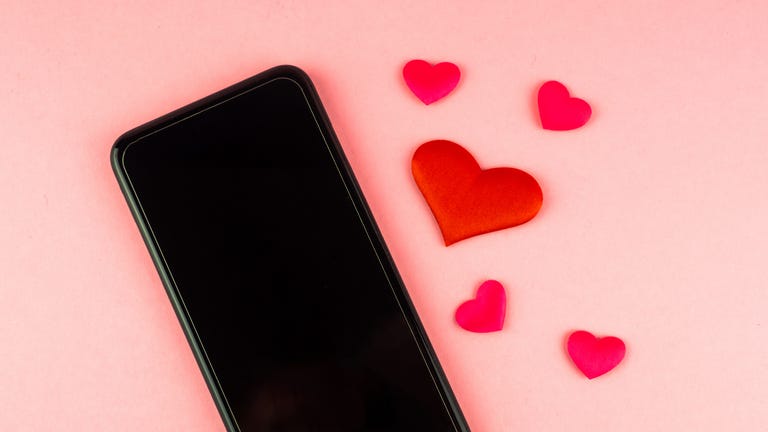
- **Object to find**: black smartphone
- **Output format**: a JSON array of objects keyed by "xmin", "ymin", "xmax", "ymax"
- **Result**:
[{"xmin": 111, "ymin": 65, "xmax": 468, "ymax": 431}]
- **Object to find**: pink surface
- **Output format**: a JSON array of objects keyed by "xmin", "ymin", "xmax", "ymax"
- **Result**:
[{"xmin": 2, "ymin": 1, "xmax": 767, "ymax": 430}]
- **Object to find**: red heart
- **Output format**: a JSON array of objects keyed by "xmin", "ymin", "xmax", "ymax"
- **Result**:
[
  {"xmin": 455, "ymin": 280, "xmax": 506, "ymax": 333},
  {"xmin": 567, "ymin": 330, "xmax": 626, "ymax": 379},
  {"xmin": 411, "ymin": 140, "xmax": 543, "ymax": 245},
  {"xmin": 537, "ymin": 80, "xmax": 592, "ymax": 130},
  {"xmin": 402, "ymin": 60, "xmax": 461, "ymax": 105}
]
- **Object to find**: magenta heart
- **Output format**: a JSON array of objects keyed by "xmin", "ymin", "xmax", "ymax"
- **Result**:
[
  {"xmin": 567, "ymin": 330, "xmax": 626, "ymax": 379},
  {"xmin": 455, "ymin": 280, "xmax": 506, "ymax": 333},
  {"xmin": 402, "ymin": 59, "xmax": 461, "ymax": 105},
  {"xmin": 537, "ymin": 80, "xmax": 592, "ymax": 130}
]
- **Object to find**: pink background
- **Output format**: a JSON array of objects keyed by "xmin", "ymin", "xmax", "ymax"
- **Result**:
[{"xmin": 2, "ymin": 1, "xmax": 767, "ymax": 430}]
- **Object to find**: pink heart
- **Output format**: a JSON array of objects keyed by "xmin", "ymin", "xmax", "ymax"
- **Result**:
[
  {"xmin": 567, "ymin": 330, "xmax": 626, "ymax": 379},
  {"xmin": 455, "ymin": 280, "xmax": 506, "ymax": 333},
  {"xmin": 537, "ymin": 80, "xmax": 592, "ymax": 130},
  {"xmin": 402, "ymin": 59, "xmax": 461, "ymax": 105}
]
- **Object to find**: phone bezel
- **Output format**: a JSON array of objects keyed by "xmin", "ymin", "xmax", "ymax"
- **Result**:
[{"xmin": 110, "ymin": 65, "xmax": 469, "ymax": 431}]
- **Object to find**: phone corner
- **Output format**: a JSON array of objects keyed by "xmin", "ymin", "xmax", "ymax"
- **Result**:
[
  {"xmin": 270, "ymin": 64, "xmax": 311, "ymax": 80},
  {"xmin": 110, "ymin": 133, "xmax": 131, "ymax": 175},
  {"xmin": 267, "ymin": 65, "xmax": 319, "ymax": 93}
]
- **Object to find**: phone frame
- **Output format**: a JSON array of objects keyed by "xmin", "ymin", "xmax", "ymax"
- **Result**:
[{"xmin": 110, "ymin": 65, "xmax": 469, "ymax": 431}]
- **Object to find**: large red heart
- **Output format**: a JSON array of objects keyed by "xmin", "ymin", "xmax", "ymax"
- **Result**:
[
  {"xmin": 537, "ymin": 80, "xmax": 592, "ymax": 131},
  {"xmin": 567, "ymin": 330, "xmax": 626, "ymax": 379},
  {"xmin": 411, "ymin": 140, "xmax": 543, "ymax": 245},
  {"xmin": 455, "ymin": 280, "xmax": 506, "ymax": 333},
  {"xmin": 402, "ymin": 60, "xmax": 461, "ymax": 105}
]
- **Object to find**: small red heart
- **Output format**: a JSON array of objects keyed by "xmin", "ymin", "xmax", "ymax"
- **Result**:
[
  {"xmin": 455, "ymin": 280, "xmax": 506, "ymax": 333},
  {"xmin": 567, "ymin": 330, "xmax": 626, "ymax": 379},
  {"xmin": 537, "ymin": 80, "xmax": 592, "ymax": 130},
  {"xmin": 402, "ymin": 60, "xmax": 461, "ymax": 105},
  {"xmin": 411, "ymin": 140, "xmax": 543, "ymax": 245}
]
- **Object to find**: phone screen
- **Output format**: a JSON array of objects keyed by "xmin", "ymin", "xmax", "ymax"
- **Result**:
[{"xmin": 117, "ymin": 73, "xmax": 461, "ymax": 431}]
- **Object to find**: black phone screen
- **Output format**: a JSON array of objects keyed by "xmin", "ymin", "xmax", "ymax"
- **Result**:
[{"xmin": 116, "ymin": 71, "xmax": 461, "ymax": 431}]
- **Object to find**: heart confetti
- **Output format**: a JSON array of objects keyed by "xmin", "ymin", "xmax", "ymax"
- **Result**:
[
  {"xmin": 537, "ymin": 80, "xmax": 592, "ymax": 131},
  {"xmin": 402, "ymin": 59, "xmax": 461, "ymax": 105},
  {"xmin": 411, "ymin": 140, "xmax": 543, "ymax": 245},
  {"xmin": 567, "ymin": 330, "xmax": 626, "ymax": 379},
  {"xmin": 455, "ymin": 280, "xmax": 506, "ymax": 333}
]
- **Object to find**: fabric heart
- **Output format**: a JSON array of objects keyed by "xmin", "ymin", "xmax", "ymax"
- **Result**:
[
  {"xmin": 402, "ymin": 60, "xmax": 461, "ymax": 105},
  {"xmin": 455, "ymin": 280, "xmax": 506, "ymax": 333},
  {"xmin": 411, "ymin": 140, "xmax": 543, "ymax": 245},
  {"xmin": 567, "ymin": 330, "xmax": 626, "ymax": 379},
  {"xmin": 537, "ymin": 80, "xmax": 592, "ymax": 130}
]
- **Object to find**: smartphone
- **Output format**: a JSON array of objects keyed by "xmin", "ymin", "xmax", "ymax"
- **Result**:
[{"xmin": 111, "ymin": 65, "xmax": 469, "ymax": 431}]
